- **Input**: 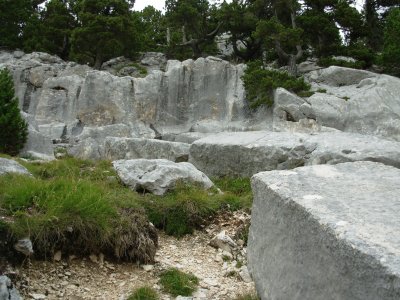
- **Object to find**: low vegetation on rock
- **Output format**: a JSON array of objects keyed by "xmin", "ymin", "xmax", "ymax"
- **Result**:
[
  {"xmin": 127, "ymin": 286, "xmax": 159, "ymax": 300},
  {"xmin": 242, "ymin": 61, "xmax": 311, "ymax": 108},
  {"xmin": 159, "ymin": 268, "xmax": 199, "ymax": 297},
  {"xmin": 0, "ymin": 157, "xmax": 252, "ymax": 263}
]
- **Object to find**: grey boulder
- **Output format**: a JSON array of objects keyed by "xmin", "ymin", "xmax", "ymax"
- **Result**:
[
  {"xmin": 248, "ymin": 161, "xmax": 400, "ymax": 300},
  {"xmin": 0, "ymin": 158, "xmax": 32, "ymax": 176},
  {"xmin": 105, "ymin": 137, "xmax": 190, "ymax": 162},
  {"xmin": 113, "ymin": 159, "xmax": 213, "ymax": 195},
  {"xmin": 0, "ymin": 276, "xmax": 22, "ymax": 300},
  {"xmin": 189, "ymin": 131, "xmax": 400, "ymax": 177}
]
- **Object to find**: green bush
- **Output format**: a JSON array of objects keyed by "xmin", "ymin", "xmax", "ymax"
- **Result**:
[
  {"xmin": 318, "ymin": 57, "xmax": 365, "ymax": 69},
  {"xmin": 0, "ymin": 68, "xmax": 28, "ymax": 156},
  {"xmin": 242, "ymin": 61, "xmax": 311, "ymax": 109},
  {"xmin": 127, "ymin": 286, "xmax": 159, "ymax": 300},
  {"xmin": 159, "ymin": 268, "xmax": 199, "ymax": 296}
]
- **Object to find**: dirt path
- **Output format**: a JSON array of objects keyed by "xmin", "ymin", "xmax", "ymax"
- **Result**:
[{"xmin": 16, "ymin": 211, "xmax": 256, "ymax": 300}]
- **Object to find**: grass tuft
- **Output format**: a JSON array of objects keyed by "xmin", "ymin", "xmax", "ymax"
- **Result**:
[
  {"xmin": 127, "ymin": 286, "xmax": 159, "ymax": 300},
  {"xmin": 159, "ymin": 268, "xmax": 199, "ymax": 297}
]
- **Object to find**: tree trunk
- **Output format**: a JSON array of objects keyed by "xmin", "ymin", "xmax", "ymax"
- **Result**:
[
  {"xmin": 288, "ymin": 55, "xmax": 298, "ymax": 77},
  {"xmin": 93, "ymin": 52, "xmax": 103, "ymax": 70}
]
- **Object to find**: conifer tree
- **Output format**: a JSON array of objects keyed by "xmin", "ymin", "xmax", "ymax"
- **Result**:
[{"xmin": 0, "ymin": 69, "xmax": 28, "ymax": 156}]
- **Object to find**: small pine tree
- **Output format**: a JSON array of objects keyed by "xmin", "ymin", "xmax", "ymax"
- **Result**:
[{"xmin": 0, "ymin": 68, "xmax": 28, "ymax": 156}]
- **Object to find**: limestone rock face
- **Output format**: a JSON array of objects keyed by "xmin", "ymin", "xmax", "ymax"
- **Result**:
[
  {"xmin": 113, "ymin": 159, "xmax": 213, "ymax": 195},
  {"xmin": 104, "ymin": 137, "xmax": 190, "ymax": 162},
  {"xmin": 0, "ymin": 158, "xmax": 32, "ymax": 176},
  {"xmin": 249, "ymin": 162, "xmax": 400, "ymax": 300},
  {"xmin": 274, "ymin": 66, "xmax": 400, "ymax": 141},
  {"xmin": 189, "ymin": 131, "xmax": 400, "ymax": 177}
]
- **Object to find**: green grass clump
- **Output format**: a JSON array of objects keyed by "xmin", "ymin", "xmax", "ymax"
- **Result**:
[
  {"xmin": 0, "ymin": 158, "xmax": 157, "ymax": 262},
  {"xmin": 141, "ymin": 178, "xmax": 252, "ymax": 237},
  {"xmin": 127, "ymin": 286, "xmax": 159, "ymax": 300},
  {"xmin": 318, "ymin": 57, "xmax": 365, "ymax": 69},
  {"xmin": 159, "ymin": 268, "xmax": 199, "ymax": 297},
  {"xmin": 234, "ymin": 293, "xmax": 260, "ymax": 300},
  {"xmin": 242, "ymin": 60, "xmax": 311, "ymax": 109}
]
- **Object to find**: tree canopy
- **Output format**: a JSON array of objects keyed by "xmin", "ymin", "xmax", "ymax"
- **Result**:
[{"xmin": 0, "ymin": 0, "xmax": 398, "ymax": 75}]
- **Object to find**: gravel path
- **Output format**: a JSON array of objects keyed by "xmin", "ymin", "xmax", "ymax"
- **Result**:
[{"xmin": 15, "ymin": 211, "xmax": 256, "ymax": 299}]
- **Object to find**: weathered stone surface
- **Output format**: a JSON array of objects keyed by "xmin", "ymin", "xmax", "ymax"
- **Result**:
[
  {"xmin": 105, "ymin": 137, "xmax": 190, "ymax": 162},
  {"xmin": 21, "ymin": 126, "xmax": 55, "ymax": 160},
  {"xmin": 113, "ymin": 159, "xmax": 213, "ymax": 195},
  {"xmin": 0, "ymin": 158, "xmax": 32, "ymax": 176},
  {"xmin": 248, "ymin": 162, "xmax": 400, "ymax": 300},
  {"xmin": 0, "ymin": 276, "xmax": 22, "ymax": 300},
  {"xmin": 189, "ymin": 131, "xmax": 400, "ymax": 177}
]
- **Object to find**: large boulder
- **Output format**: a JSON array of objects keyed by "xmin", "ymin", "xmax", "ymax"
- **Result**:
[
  {"xmin": 275, "ymin": 66, "xmax": 400, "ymax": 141},
  {"xmin": 113, "ymin": 159, "xmax": 213, "ymax": 195},
  {"xmin": 189, "ymin": 131, "xmax": 400, "ymax": 177},
  {"xmin": 248, "ymin": 162, "xmax": 400, "ymax": 300},
  {"xmin": 0, "ymin": 158, "xmax": 32, "ymax": 176},
  {"xmin": 0, "ymin": 276, "xmax": 22, "ymax": 300},
  {"xmin": 105, "ymin": 137, "xmax": 190, "ymax": 162}
]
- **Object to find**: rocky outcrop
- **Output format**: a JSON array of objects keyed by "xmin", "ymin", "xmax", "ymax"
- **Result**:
[
  {"xmin": 189, "ymin": 131, "xmax": 400, "ymax": 177},
  {"xmin": 113, "ymin": 159, "xmax": 214, "ymax": 195},
  {"xmin": 0, "ymin": 276, "xmax": 22, "ymax": 300},
  {"xmin": 274, "ymin": 66, "xmax": 400, "ymax": 141},
  {"xmin": 104, "ymin": 137, "xmax": 190, "ymax": 162},
  {"xmin": 248, "ymin": 162, "xmax": 400, "ymax": 300},
  {"xmin": 0, "ymin": 158, "xmax": 32, "ymax": 176}
]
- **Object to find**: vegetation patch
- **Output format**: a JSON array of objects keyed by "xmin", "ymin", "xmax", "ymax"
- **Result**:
[
  {"xmin": 141, "ymin": 178, "xmax": 252, "ymax": 237},
  {"xmin": 242, "ymin": 61, "xmax": 311, "ymax": 109},
  {"xmin": 318, "ymin": 57, "xmax": 365, "ymax": 69},
  {"xmin": 159, "ymin": 268, "xmax": 199, "ymax": 297},
  {"xmin": 0, "ymin": 157, "xmax": 252, "ymax": 261},
  {"xmin": 127, "ymin": 286, "xmax": 159, "ymax": 300},
  {"xmin": 0, "ymin": 158, "xmax": 157, "ymax": 262},
  {"xmin": 234, "ymin": 293, "xmax": 260, "ymax": 300}
]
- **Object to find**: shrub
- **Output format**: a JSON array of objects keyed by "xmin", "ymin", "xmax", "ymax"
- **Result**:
[
  {"xmin": 127, "ymin": 286, "xmax": 159, "ymax": 300},
  {"xmin": 0, "ymin": 68, "xmax": 28, "ymax": 156},
  {"xmin": 242, "ymin": 61, "xmax": 311, "ymax": 109},
  {"xmin": 318, "ymin": 57, "xmax": 365, "ymax": 69},
  {"xmin": 159, "ymin": 268, "xmax": 199, "ymax": 296}
]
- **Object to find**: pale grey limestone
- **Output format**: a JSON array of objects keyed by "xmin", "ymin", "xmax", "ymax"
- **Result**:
[
  {"xmin": 189, "ymin": 131, "xmax": 400, "ymax": 177},
  {"xmin": 113, "ymin": 159, "xmax": 213, "ymax": 195},
  {"xmin": 0, "ymin": 158, "xmax": 32, "ymax": 176},
  {"xmin": 248, "ymin": 162, "xmax": 400, "ymax": 300}
]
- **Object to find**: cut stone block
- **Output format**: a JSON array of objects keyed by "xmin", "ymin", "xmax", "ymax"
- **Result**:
[
  {"xmin": 248, "ymin": 161, "xmax": 400, "ymax": 300},
  {"xmin": 189, "ymin": 131, "xmax": 400, "ymax": 177}
]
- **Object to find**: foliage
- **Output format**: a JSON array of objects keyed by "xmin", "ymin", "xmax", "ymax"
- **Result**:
[
  {"xmin": 70, "ymin": 0, "xmax": 139, "ymax": 69},
  {"xmin": 0, "ymin": 0, "xmax": 34, "ymax": 49},
  {"xmin": 141, "ymin": 179, "xmax": 252, "ymax": 237},
  {"xmin": 381, "ymin": 8, "xmax": 400, "ymax": 76},
  {"xmin": 159, "ymin": 268, "xmax": 199, "ymax": 296},
  {"xmin": 234, "ymin": 293, "xmax": 260, "ymax": 300},
  {"xmin": 0, "ymin": 158, "xmax": 157, "ymax": 262},
  {"xmin": 0, "ymin": 157, "xmax": 252, "ymax": 260},
  {"xmin": 0, "ymin": 68, "xmax": 28, "ymax": 156},
  {"xmin": 242, "ymin": 61, "xmax": 311, "ymax": 109},
  {"xmin": 24, "ymin": 0, "xmax": 76, "ymax": 59},
  {"xmin": 127, "ymin": 286, "xmax": 159, "ymax": 300},
  {"xmin": 318, "ymin": 57, "xmax": 365, "ymax": 69}
]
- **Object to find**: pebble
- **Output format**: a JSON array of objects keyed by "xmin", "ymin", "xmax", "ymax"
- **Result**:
[
  {"xmin": 30, "ymin": 294, "xmax": 46, "ymax": 300},
  {"xmin": 53, "ymin": 251, "xmax": 62, "ymax": 262}
]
